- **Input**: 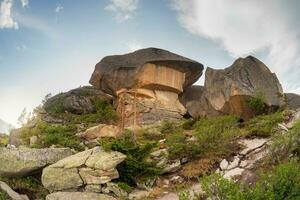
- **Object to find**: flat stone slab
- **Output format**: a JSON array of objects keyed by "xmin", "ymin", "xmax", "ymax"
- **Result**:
[{"xmin": 239, "ymin": 139, "xmax": 267, "ymax": 155}]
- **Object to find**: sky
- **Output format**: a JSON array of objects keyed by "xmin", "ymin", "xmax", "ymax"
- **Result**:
[{"xmin": 1, "ymin": 0, "xmax": 300, "ymax": 125}]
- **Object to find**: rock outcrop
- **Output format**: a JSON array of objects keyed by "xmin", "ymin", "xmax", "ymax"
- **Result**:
[
  {"xmin": 0, "ymin": 147, "xmax": 73, "ymax": 177},
  {"xmin": 182, "ymin": 56, "xmax": 285, "ymax": 119},
  {"xmin": 285, "ymin": 93, "xmax": 300, "ymax": 110},
  {"xmin": 81, "ymin": 124, "xmax": 121, "ymax": 141},
  {"xmin": 90, "ymin": 48, "xmax": 204, "ymax": 126},
  {"xmin": 46, "ymin": 192, "xmax": 116, "ymax": 200},
  {"xmin": 43, "ymin": 86, "xmax": 113, "ymax": 117},
  {"xmin": 42, "ymin": 147, "xmax": 126, "ymax": 193}
]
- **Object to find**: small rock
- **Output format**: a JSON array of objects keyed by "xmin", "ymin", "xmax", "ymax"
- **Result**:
[
  {"xmin": 29, "ymin": 136, "xmax": 38, "ymax": 147},
  {"xmin": 227, "ymin": 156, "xmax": 240, "ymax": 170},
  {"xmin": 102, "ymin": 182, "xmax": 128, "ymax": 198},
  {"xmin": 0, "ymin": 181, "xmax": 29, "ymax": 200},
  {"xmin": 128, "ymin": 190, "xmax": 150, "ymax": 200},
  {"xmin": 239, "ymin": 139, "xmax": 267, "ymax": 155},
  {"xmin": 85, "ymin": 185, "xmax": 102, "ymax": 193},
  {"xmin": 223, "ymin": 168, "xmax": 244, "ymax": 179},
  {"xmin": 46, "ymin": 192, "xmax": 116, "ymax": 200},
  {"xmin": 219, "ymin": 159, "xmax": 229, "ymax": 170},
  {"xmin": 170, "ymin": 175, "xmax": 184, "ymax": 184}
]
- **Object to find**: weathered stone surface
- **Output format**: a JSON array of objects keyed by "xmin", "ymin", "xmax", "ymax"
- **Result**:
[
  {"xmin": 102, "ymin": 182, "xmax": 128, "ymax": 198},
  {"xmin": 83, "ymin": 124, "xmax": 121, "ymax": 140},
  {"xmin": 79, "ymin": 168, "xmax": 119, "ymax": 184},
  {"xmin": 0, "ymin": 147, "xmax": 73, "ymax": 177},
  {"xmin": 219, "ymin": 159, "xmax": 229, "ymax": 170},
  {"xmin": 0, "ymin": 181, "xmax": 29, "ymax": 200},
  {"xmin": 43, "ymin": 86, "xmax": 113, "ymax": 116},
  {"xmin": 128, "ymin": 190, "xmax": 150, "ymax": 200},
  {"xmin": 148, "ymin": 149, "xmax": 181, "ymax": 174},
  {"xmin": 180, "ymin": 85, "xmax": 221, "ymax": 118},
  {"xmin": 85, "ymin": 149, "xmax": 126, "ymax": 170},
  {"xmin": 223, "ymin": 167, "xmax": 244, "ymax": 179},
  {"xmin": 85, "ymin": 184, "xmax": 102, "ymax": 193},
  {"xmin": 182, "ymin": 56, "xmax": 285, "ymax": 119},
  {"xmin": 239, "ymin": 138, "xmax": 267, "ymax": 155},
  {"xmin": 285, "ymin": 93, "xmax": 300, "ymax": 110},
  {"xmin": 90, "ymin": 48, "xmax": 204, "ymax": 126},
  {"xmin": 42, "ymin": 168, "xmax": 83, "ymax": 192},
  {"xmin": 46, "ymin": 192, "xmax": 116, "ymax": 200},
  {"xmin": 90, "ymin": 48, "xmax": 203, "ymax": 95},
  {"xmin": 42, "ymin": 147, "xmax": 126, "ymax": 192}
]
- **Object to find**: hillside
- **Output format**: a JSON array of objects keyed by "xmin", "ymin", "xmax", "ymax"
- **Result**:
[{"xmin": 0, "ymin": 48, "xmax": 300, "ymax": 200}]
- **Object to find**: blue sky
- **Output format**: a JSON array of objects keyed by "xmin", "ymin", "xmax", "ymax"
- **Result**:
[{"xmin": 1, "ymin": 0, "xmax": 300, "ymax": 125}]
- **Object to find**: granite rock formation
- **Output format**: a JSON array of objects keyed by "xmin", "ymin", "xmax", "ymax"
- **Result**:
[{"xmin": 90, "ymin": 48, "xmax": 204, "ymax": 126}]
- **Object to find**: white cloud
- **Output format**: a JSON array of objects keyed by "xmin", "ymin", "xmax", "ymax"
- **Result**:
[
  {"xmin": 0, "ymin": 0, "xmax": 18, "ymax": 29},
  {"xmin": 171, "ymin": 0, "xmax": 300, "ymax": 92},
  {"xmin": 55, "ymin": 5, "xmax": 63, "ymax": 13},
  {"xmin": 127, "ymin": 40, "xmax": 143, "ymax": 52},
  {"xmin": 105, "ymin": 0, "xmax": 139, "ymax": 22},
  {"xmin": 16, "ymin": 44, "xmax": 27, "ymax": 51},
  {"xmin": 20, "ymin": 0, "xmax": 28, "ymax": 8}
]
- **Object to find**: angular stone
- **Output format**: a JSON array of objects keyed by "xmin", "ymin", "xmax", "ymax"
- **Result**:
[
  {"xmin": 227, "ymin": 156, "xmax": 240, "ymax": 170},
  {"xmin": 102, "ymin": 182, "xmax": 128, "ymax": 198},
  {"xmin": 0, "ymin": 181, "xmax": 29, "ymax": 200},
  {"xmin": 46, "ymin": 192, "xmax": 116, "ymax": 200},
  {"xmin": 85, "ymin": 185, "xmax": 102, "ymax": 193},
  {"xmin": 79, "ymin": 168, "xmax": 119, "ymax": 185},
  {"xmin": 85, "ymin": 150, "xmax": 126, "ymax": 170},
  {"xmin": 239, "ymin": 139, "xmax": 267, "ymax": 155},
  {"xmin": 42, "ymin": 168, "xmax": 83, "ymax": 192},
  {"xmin": 0, "ymin": 147, "xmax": 73, "ymax": 177},
  {"xmin": 83, "ymin": 124, "xmax": 121, "ymax": 141},
  {"xmin": 223, "ymin": 167, "xmax": 244, "ymax": 179},
  {"xmin": 219, "ymin": 159, "xmax": 229, "ymax": 170},
  {"xmin": 51, "ymin": 149, "xmax": 93, "ymax": 169},
  {"xmin": 128, "ymin": 190, "xmax": 150, "ymax": 200}
]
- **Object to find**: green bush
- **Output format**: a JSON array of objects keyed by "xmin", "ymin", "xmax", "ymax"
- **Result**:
[
  {"xmin": 268, "ymin": 120, "xmax": 300, "ymax": 164},
  {"xmin": 99, "ymin": 132, "xmax": 160, "ymax": 186},
  {"xmin": 166, "ymin": 116, "xmax": 241, "ymax": 160},
  {"xmin": 244, "ymin": 112, "xmax": 285, "ymax": 137},
  {"xmin": 160, "ymin": 120, "xmax": 177, "ymax": 134},
  {"xmin": 0, "ymin": 176, "xmax": 48, "ymax": 200},
  {"xmin": 201, "ymin": 160, "xmax": 300, "ymax": 200},
  {"xmin": 246, "ymin": 91, "xmax": 267, "ymax": 115},
  {"xmin": 21, "ymin": 121, "xmax": 83, "ymax": 151},
  {"xmin": 182, "ymin": 118, "xmax": 197, "ymax": 130}
]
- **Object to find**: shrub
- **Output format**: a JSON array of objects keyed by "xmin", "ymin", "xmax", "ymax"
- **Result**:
[
  {"xmin": 0, "ymin": 191, "xmax": 9, "ymax": 200},
  {"xmin": 21, "ymin": 121, "xmax": 83, "ymax": 151},
  {"xmin": 201, "ymin": 160, "xmax": 300, "ymax": 200},
  {"xmin": 99, "ymin": 132, "xmax": 160, "ymax": 186},
  {"xmin": 160, "ymin": 120, "xmax": 177, "ymax": 134},
  {"xmin": 182, "ymin": 118, "xmax": 197, "ymax": 130},
  {"xmin": 244, "ymin": 112, "xmax": 285, "ymax": 137},
  {"xmin": 246, "ymin": 91, "xmax": 267, "ymax": 115},
  {"xmin": 166, "ymin": 116, "xmax": 241, "ymax": 160},
  {"xmin": 268, "ymin": 120, "xmax": 300, "ymax": 164},
  {"xmin": 0, "ymin": 176, "xmax": 48, "ymax": 200}
]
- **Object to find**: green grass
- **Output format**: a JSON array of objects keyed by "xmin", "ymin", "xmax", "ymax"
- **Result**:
[
  {"xmin": 166, "ymin": 115, "xmax": 242, "ymax": 160},
  {"xmin": 20, "ymin": 121, "xmax": 84, "ymax": 151},
  {"xmin": 99, "ymin": 131, "xmax": 160, "ymax": 186},
  {"xmin": 0, "ymin": 176, "xmax": 48, "ymax": 200},
  {"xmin": 201, "ymin": 159, "xmax": 300, "ymax": 200},
  {"xmin": 0, "ymin": 191, "xmax": 9, "ymax": 200},
  {"xmin": 244, "ymin": 112, "xmax": 285, "ymax": 137},
  {"xmin": 246, "ymin": 91, "xmax": 267, "ymax": 115}
]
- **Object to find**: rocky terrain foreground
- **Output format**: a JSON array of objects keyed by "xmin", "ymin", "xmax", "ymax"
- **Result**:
[{"xmin": 1, "ymin": 48, "xmax": 300, "ymax": 200}]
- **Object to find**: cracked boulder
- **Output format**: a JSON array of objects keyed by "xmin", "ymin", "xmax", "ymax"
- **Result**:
[
  {"xmin": 90, "ymin": 48, "xmax": 204, "ymax": 126},
  {"xmin": 181, "ymin": 56, "xmax": 285, "ymax": 120},
  {"xmin": 42, "ymin": 147, "xmax": 126, "ymax": 193},
  {"xmin": 0, "ymin": 147, "xmax": 73, "ymax": 177}
]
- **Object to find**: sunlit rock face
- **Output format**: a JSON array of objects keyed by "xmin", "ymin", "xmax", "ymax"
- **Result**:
[
  {"xmin": 90, "ymin": 48, "xmax": 204, "ymax": 126},
  {"xmin": 181, "ymin": 56, "xmax": 286, "ymax": 120}
]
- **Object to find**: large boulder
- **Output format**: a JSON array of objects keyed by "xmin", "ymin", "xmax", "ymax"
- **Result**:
[
  {"xmin": 42, "ymin": 147, "xmax": 126, "ymax": 192},
  {"xmin": 182, "ymin": 56, "xmax": 285, "ymax": 119},
  {"xmin": 82, "ymin": 124, "xmax": 121, "ymax": 141},
  {"xmin": 43, "ymin": 86, "xmax": 113, "ymax": 116},
  {"xmin": 285, "ymin": 93, "xmax": 300, "ymax": 110},
  {"xmin": 90, "ymin": 48, "xmax": 204, "ymax": 126},
  {"xmin": 46, "ymin": 192, "xmax": 116, "ymax": 200},
  {"xmin": 0, "ymin": 147, "xmax": 73, "ymax": 177}
]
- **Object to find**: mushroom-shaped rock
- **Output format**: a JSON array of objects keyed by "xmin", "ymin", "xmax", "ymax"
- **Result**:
[
  {"xmin": 90, "ymin": 48, "xmax": 204, "ymax": 126},
  {"xmin": 90, "ymin": 48, "xmax": 204, "ymax": 95},
  {"xmin": 182, "ymin": 56, "xmax": 285, "ymax": 119}
]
